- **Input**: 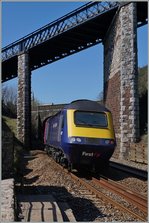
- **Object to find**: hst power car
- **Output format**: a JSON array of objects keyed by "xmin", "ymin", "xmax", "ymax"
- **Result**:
[{"xmin": 44, "ymin": 100, "xmax": 116, "ymax": 171}]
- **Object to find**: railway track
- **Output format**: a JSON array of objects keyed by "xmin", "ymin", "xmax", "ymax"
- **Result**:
[
  {"xmin": 54, "ymin": 164, "xmax": 147, "ymax": 221},
  {"xmin": 92, "ymin": 176, "xmax": 147, "ymax": 214},
  {"xmin": 16, "ymin": 151, "xmax": 147, "ymax": 222},
  {"xmin": 109, "ymin": 161, "xmax": 148, "ymax": 180}
]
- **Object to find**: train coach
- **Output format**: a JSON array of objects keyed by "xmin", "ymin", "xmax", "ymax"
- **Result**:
[{"xmin": 44, "ymin": 99, "xmax": 116, "ymax": 172}]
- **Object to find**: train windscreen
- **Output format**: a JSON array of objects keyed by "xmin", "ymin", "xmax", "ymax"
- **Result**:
[{"xmin": 74, "ymin": 111, "xmax": 108, "ymax": 128}]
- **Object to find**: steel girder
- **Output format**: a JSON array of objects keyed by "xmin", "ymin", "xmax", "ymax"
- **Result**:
[
  {"xmin": 2, "ymin": 2, "xmax": 119, "ymax": 62},
  {"xmin": 2, "ymin": 1, "xmax": 148, "ymax": 82}
]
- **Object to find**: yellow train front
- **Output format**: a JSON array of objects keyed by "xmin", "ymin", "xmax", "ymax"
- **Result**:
[{"xmin": 44, "ymin": 100, "xmax": 116, "ymax": 171}]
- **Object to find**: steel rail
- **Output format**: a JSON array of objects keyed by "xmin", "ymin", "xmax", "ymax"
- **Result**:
[
  {"xmin": 92, "ymin": 177, "xmax": 148, "ymax": 214},
  {"xmin": 68, "ymin": 172, "xmax": 146, "ymax": 221},
  {"xmin": 54, "ymin": 160, "xmax": 147, "ymax": 221}
]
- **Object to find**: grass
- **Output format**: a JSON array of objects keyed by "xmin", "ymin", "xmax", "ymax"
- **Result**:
[
  {"xmin": 2, "ymin": 116, "xmax": 24, "ymax": 177},
  {"xmin": 2, "ymin": 116, "xmax": 17, "ymax": 137}
]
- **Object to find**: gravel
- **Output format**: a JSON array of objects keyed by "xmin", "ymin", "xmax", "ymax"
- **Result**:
[{"xmin": 16, "ymin": 150, "xmax": 147, "ymax": 222}]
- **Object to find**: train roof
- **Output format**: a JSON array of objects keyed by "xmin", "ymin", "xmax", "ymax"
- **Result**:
[{"xmin": 64, "ymin": 99, "xmax": 110, "ymax": 112}]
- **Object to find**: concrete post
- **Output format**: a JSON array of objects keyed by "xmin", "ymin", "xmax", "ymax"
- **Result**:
[
  {"xmin": 17, "ymin": 52, "xmax": 31, "ymax": 149},
  {"xmin": 103, "ymin": 3, "xmax": 139, "ymax": 159}
]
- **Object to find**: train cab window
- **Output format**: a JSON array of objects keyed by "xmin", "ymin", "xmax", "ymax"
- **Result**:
[{"xmin": 74, "ymin": 111, "xmax": 108, "ymax": 128}]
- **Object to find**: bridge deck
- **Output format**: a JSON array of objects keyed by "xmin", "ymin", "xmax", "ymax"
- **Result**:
[{"xmin": 2, "ymin": 2, "xmax": 147, "ymax": 82}]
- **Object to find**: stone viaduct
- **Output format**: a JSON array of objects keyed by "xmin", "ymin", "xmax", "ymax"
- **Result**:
[{"xmin": 3, "ymin": 2, "xmax": 147, "ymax": 160}]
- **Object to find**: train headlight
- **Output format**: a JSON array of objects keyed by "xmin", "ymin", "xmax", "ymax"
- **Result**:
[
  {"xmin": 105, "ymin": 139, "xmax": 110, "ymax": 144},
  {"xmin": 69, "ymin": 137, "xmax": 76, "ymax": 143},
  {"xmin": 76, "ymin": 137, "xmax": 81, "ymax": 142},
  {"xmin": 69, "ymin": 137, "xmax": 82, "ymax": 143}
]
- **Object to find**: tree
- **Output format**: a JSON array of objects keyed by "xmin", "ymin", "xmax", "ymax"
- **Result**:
[
  {"xmin": 2, "ymin": 85, "xmax": 17, "ymax": 118},
  {"xmin": 31, "ymin": 92, "xmax": 42, "ymax": 110},
  {"xmin": 138, "ymin": 65, "xmax": 148, "ymax": 97},
  {"xmin": 97, "ymin": 91, "xmax": 104, "ymax": 104},
  {"xmin": 138, "ymin": 65, "xmax": 148, "ymax": 134}
]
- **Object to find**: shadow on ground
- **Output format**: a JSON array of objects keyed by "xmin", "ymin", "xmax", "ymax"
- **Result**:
[{"xmin": 15, "ymin": 185, "xmax": 109, "ymax": 222}]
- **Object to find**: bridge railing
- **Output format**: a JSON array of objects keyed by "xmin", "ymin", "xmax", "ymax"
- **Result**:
[{"xmin": 2, "ymin": 1, "xmax": 119, "ymax": 62}]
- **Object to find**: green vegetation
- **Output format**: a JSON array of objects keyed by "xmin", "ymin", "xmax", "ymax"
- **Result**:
[
  {"xmin": 138, "ymin": 65, "xmax": 148, "ymax": 136},
  {"xmin": 2, "ymin": 116, "xmax": 24, "ymax": 177},
  {"xmin": 2, "ymin": 116, "xmax": 17, "ymax": 136},
  {"xmin": 138, "ymin": 65, "xmax": 148, "ymax": 97},
  {"xmin": 2, "ymin": 65, "xmax": 148, "ymax": 143}
]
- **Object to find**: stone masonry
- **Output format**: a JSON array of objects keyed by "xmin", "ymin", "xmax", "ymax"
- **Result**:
[
  {"xmin": 17, "ymin": 52, "xmax": 31, "ymax": 148},
  {"xmin": 1, "ymin": 179, "xmax": 15, "ymax": 222},
  {"xmin": 103, "ymin": 3, "xmax": 139, "ymax": 159},
  {"xmin": 32, "ymin": 104, "xmax": 65, "ymax": 141},
  {"xmin": 2, "ymin": 122, "xmax": 15, "ymax": 221}
]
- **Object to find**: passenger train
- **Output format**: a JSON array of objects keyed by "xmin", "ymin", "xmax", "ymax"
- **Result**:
[{"xmin": 44, "ymin": 99, "xmax": 116, "ymax": 172}]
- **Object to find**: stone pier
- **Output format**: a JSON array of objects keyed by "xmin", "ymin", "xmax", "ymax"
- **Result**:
[
  {"xmin": 17, "ymin": 52, "xmax": 31, "ymax": 148},
  {"xmin": 103, "ymin": 2, "xmax": 139, "ymax": 159}
]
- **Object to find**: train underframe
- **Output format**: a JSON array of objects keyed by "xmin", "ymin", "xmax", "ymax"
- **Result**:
[{"xmin": 44, "ymin": 144, "xmax": 112, "ymax": 173}]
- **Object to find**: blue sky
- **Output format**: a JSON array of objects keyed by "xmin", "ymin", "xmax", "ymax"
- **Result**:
[{"xmin": 2, "ymin": 1, "xmax": 148, "ymax": 105}]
